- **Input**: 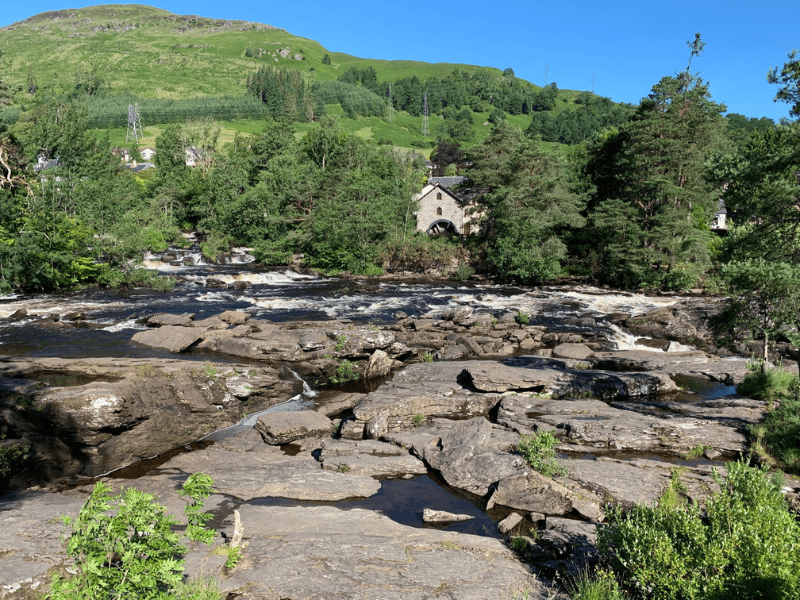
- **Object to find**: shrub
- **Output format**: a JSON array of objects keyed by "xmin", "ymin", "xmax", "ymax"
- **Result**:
[
  {"xmin": 569, "ymin": 569, "xmax": 628, "ymax": 600},
  {"xmin": 330, "ymin": 360, "xmax": 359, "ymax": 384},
  {"xmin": 178, "ymin": 473, "xmax": 216, "ymax": 544},
  {"xmin": 738, "ymin": 359, "xmax": 798, "ymax": 400},
  {"xmin": 598, "ymin": 459, "xmax": 800, "ymax": 600},
  {"xmin": 517, "ymin": 431, "xmax": 568, "ymax": 478},
  {"xmin": 515, "ymin": 311, "xmax": 530, "ymax": 325},
  {"xmin": 450, "ymin": 261, "xmax": 475, "ymax": 280},
  {"xmin": 49, "ymin": 478, "xmax": 222, "ymax": 600}
]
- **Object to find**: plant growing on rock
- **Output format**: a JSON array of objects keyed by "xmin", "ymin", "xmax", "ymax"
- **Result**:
[
  {"xmin": 412, "ymin": 413, "xmax": 425, "ymax": 427},
  {"xmin": 179, "ymin": 472, "xmax": 216, "ymax": 544},
  {"xmin": 515, "ymin": 311, "xmax": 530, "ymax": 325},
  {"xmin": 330, "ymin": 360, "xmax": 359, "ymax": 384},
  {"xmin": 517, "ymin": 431, "xmax": 568, "ymax": 478}
]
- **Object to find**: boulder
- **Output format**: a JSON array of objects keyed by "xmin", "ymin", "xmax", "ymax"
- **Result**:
[
  {"xmin": 552, "ymin": 343, "xmax": 594, "ymax": 360},
  {"xmin": 132, "ymin": 325, "xmax": 206, "ymax": 353},
  {"xmin": 321, "ymin": 451, "xmax": 427, "ymax": 477},
  {"xmin": 298, "ymin": 330, "xmax": 328, "ymax": 351},
  {"xmin": 364, "ymin": 414, "xmax": 389, "ymax": 439},
  {"xmin": 364, "ymin": 349, "xmax": 393, "ymax": 380},
  {"xmin": 255, "ymin": 410, "xmax": 332, "ymax": 445},
  {"xmin": 493, "ymin": 471, "xmax": 574, "ymax": 515},
  {"xmin": 146, "ymin": 313, "xmax": 195, "ymax": 327},
  {"xmin": 218, "ymin": 310, "xmax": 250, "ymax": 324},
  {"xmin": 498, "ymin": 512, "xmax": 524, "ymax": 534}
]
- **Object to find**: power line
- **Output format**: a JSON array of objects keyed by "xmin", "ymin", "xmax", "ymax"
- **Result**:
[
  {"xmin": 126, "ymin": 102, "xmax": 142, "ymax": 144},
  {"xmin": 422, "ymin": 92, "xmax": 429, "ymax": 136}
]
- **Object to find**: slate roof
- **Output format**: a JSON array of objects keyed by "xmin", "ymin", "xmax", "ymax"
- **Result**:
[{"xmin": 428, "ymin": 176, "xmax": 466, "ymax": 188}]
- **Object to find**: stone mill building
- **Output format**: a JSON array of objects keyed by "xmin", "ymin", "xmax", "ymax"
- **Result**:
[{"xmin": 414, "ymin": 176, "xmax": 478, "ymax": 235}]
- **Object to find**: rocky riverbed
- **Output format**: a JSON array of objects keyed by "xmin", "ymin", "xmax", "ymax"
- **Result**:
[{"xmin": 2, "ymin": 275, "xmax": 799, "ymax": 599}]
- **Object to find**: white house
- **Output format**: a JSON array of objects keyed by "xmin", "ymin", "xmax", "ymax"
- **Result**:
[{"xmin": 140, "ymin": 147, "xmax": 157, "ymax": 161}]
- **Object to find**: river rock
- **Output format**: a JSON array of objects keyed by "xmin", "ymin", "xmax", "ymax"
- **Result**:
[
  {"xmin": 298, "ymin": 330, "xmax": 328, "ymax": 351},
  {"xmin": 218, "ymin": 310, "xmax": 250, "ymax": 324},
  {"xmin": 462, "ymin": 357, "xmax": 676, "ymax": 398},
  {"xmin": 322, "ymin": 451, "xmax": 427, "ymax": 477},
  {"xmin": 422, "ymin": 508, "xmax": 474, "ymax": 523},
  {"xmin": 255, "ymin": 410, "xmax": 332, "ymax": 445},
  {"xmin": 221, "ymin": 504, "xmax": 544, "ymax": 599},
  {"xmin": 0, "ymin": 358, "xmax": 298, "ymax": 485},
  {"xmin": 566, "ymin": 456, "xmax": 722, "ymax": 507},
  {"xmin": 146, "ymin": 313, "xmax": 195, "ymax": 327},
  {"xmin": 402, "ymin": 418, "xmax": 526, "ymax": 496},
  {"xmin": 552, "ymin": 343, "xmax": 594, "ymax": 360},
  {"xmin": 498, "ymin": 512, "xmax": 524, "ymax": 534},
  {"xmin": 493, "ymin": 471, "xmax": 574, "ymax": 515},
  {"xmin": 364, "ymin": 349, "xmax": 393, "ymax": 379},
  {"xmin": 132, "ymin": 325, "xmax": 206, "ymax": 353},
  {"xmin": 591, "ymin": 350, "xmax": 751, "ymax": 384},
  {"xmin": 498, "ymin": 394, "xmax": 747, "ymax": 457},
  {"xmin": 365, "ymin": 413, "xmax": 389, "ymax": 439},
  {"xmin": 164, "ymin": 445, "xmax": 380, "ymax": 501},
  {"xmin": 350, "ymin": 362, "xmax": 502, "ymax": 434},
  {"xmin": 8, "ymin": 308, "xmax": 27, "ymax": 320}
]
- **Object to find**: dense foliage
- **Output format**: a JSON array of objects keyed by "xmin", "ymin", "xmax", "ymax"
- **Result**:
[{"xmin": 598, "ymin": 460, "xmax": 800, "ymax": 600}]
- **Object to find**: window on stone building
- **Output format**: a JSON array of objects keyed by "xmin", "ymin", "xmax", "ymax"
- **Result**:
[
  {"xmin": 463, "ymin": 223, "xmax": 471, "ymax": 235},
  {"xmin": 436, "ymin": 207, "xmax": 443, "ymax": 216},
  {"xmin": 436, "ymin": 192, "xmax": 442, "ymax": 200}
]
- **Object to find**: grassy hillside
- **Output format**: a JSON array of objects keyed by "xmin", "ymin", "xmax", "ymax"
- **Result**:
[
  {"xmin": 0, "ymin": 5, "xmax": 514, "ymax": 99},
  {"xmin": 1, "ymin": 4, "xmax": 606, "ymax": 154}
]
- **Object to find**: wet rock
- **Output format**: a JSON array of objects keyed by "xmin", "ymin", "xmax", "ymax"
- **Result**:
[
  {"xmin": 8, "ymin": 308, "xmax": 27, "ymax": 320},
  {"xmin": 364, "ymin": 349, "xmax": 393, "ymax": 380},
  {"xmin": 63, "ymin": 311, "xmax": 86, "ymax": 321},
  {"xmin": 422, "ymin": 508, "xmax": 474, "ymax": 523},
  {"xmin": 636, "ymin": 337, "xmax": 673, "ymax": 351},
  {"xmin": 255, "ymin": 410, "xmax": 332, "ymax": 445},
  {"xmin": 230, "ymin": 280, "xmax": 251, "ymax": 290},
  {"xmin": 339, "ymin": 417, "xmax": 365, "ymax": 440},
  {"xmin": 552, "ymin": 343, "xmax": 594, "ymax": 360},
  {"xmin": 218, "ymin": 310, "xmax": 250, "ymax": 324},
  {"xmin": 146, "ymin": 313, "xmax": 195, "ymax": 327},
  {"xmin": 498, "ymin": 512, "xmax": 524, "ymax": 534},
  {"xmin": 132, "ymin": 325, "xmax": 206, "ymax": 353},
  {"xmin": 205, "ymin": 277, "xmax": 228, "ymax": 288}
]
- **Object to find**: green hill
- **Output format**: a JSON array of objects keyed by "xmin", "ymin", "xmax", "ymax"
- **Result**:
[{"xmin": 0, "ymin": 5, "xmax": 628, "ymax": 152}]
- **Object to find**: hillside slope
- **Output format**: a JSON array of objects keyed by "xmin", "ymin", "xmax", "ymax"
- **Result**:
[{"xmin": 0, "ymin": 5, "xmax": 513, "ymax": 100}]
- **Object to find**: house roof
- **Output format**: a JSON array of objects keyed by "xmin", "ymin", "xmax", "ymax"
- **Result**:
[
  {"xmin": 428, "ymin": 176, "xmax": 466, "ymax": 189},
  {"xmin": 123, "ymin": 162, "xmax": 156, "ymax": 173},
  {"xmin": 34, "ymin": 159, "xmax": 61, "ymax": 172}
]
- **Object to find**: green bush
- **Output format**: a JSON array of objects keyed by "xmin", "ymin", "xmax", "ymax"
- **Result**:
[
  {"xmin": 569, "ymin": 569, "xmax": 628, "ymax": 600},
  {"xmin": 515, "ymin": 311, "xmax": 530, "ymax": 325},
  {"xmin": 450, "ymin": 261, "xmax": 475, "ymax": 280},
  {"xmin": 738, "ymin": 359, "xmax": 798, "ymax": 400},
  {"xmin": 517, "ymin": 431, "xmax": 568, "ymax": 478},
  {"xmin": 598, "ymin": 459, "xmax": 800, "ymax": 600},
  {"xmin": 178, "ymin": 473, "xmax": 216, "ymax": 544},
  {"xmin": 48, "ymin": 477, "xmax": 222, "ymax": 600}
]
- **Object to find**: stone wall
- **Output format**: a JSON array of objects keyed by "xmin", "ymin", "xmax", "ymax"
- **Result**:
[{"xmin": 415, "ymin": 184, "xmax": 475, "ymax": 234}]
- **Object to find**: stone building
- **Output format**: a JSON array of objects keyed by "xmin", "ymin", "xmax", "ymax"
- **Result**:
[{"xmin": 414, "ymin": 180, "xmax": 477, "ymax": 235}]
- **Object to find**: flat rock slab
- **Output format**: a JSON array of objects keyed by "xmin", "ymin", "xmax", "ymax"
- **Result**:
[
  {"xmin": 552, "ymin": 343, "xmax": 594, "ymax": 360},
  {"xmin": 0, "ymin": 491, "xmax": 87, "ymax": 595},
  {"xmin": 351, "ymin": 362, "xmax": 503, "ymax": 432},
  {"xmin": 321, "ymin": 453, "xmax": 428, "ymax": 478},
  {"xmin": 131, "ymin": 325, "xmax": 206, "ymax": 353},
  {"xmin": 255, "ymin": 410, "xmax": 332, "ymax": 445},
  {"xmin": 498, "ymin": 395, "xmax": 747, "ymax": 457},
  {"xmin": 591, "ymin": 351, "xmax": 751, "ymax": 384},
  {"xmin": 163, "ymin": 446, "xmax": 380, "ymax": 501},
  {"xmin": 493, "ymin": 471, "xmax": 574, "ymax": 516},
  {"xmin": 566, "ymin": 456, "xmax": 722, "ymax": 507},
  {"xmin": 221, "ymin": 504, "xmax": 545, "ymax": 600},
  {"xmin": 462, "ymin": 358, "xmax": 676, "ymax": 398}
]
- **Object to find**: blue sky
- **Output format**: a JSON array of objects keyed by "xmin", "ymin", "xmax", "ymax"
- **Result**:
[{"xmin": 3, "ymin": 1, "xmax": 797, "ymax": 121}]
